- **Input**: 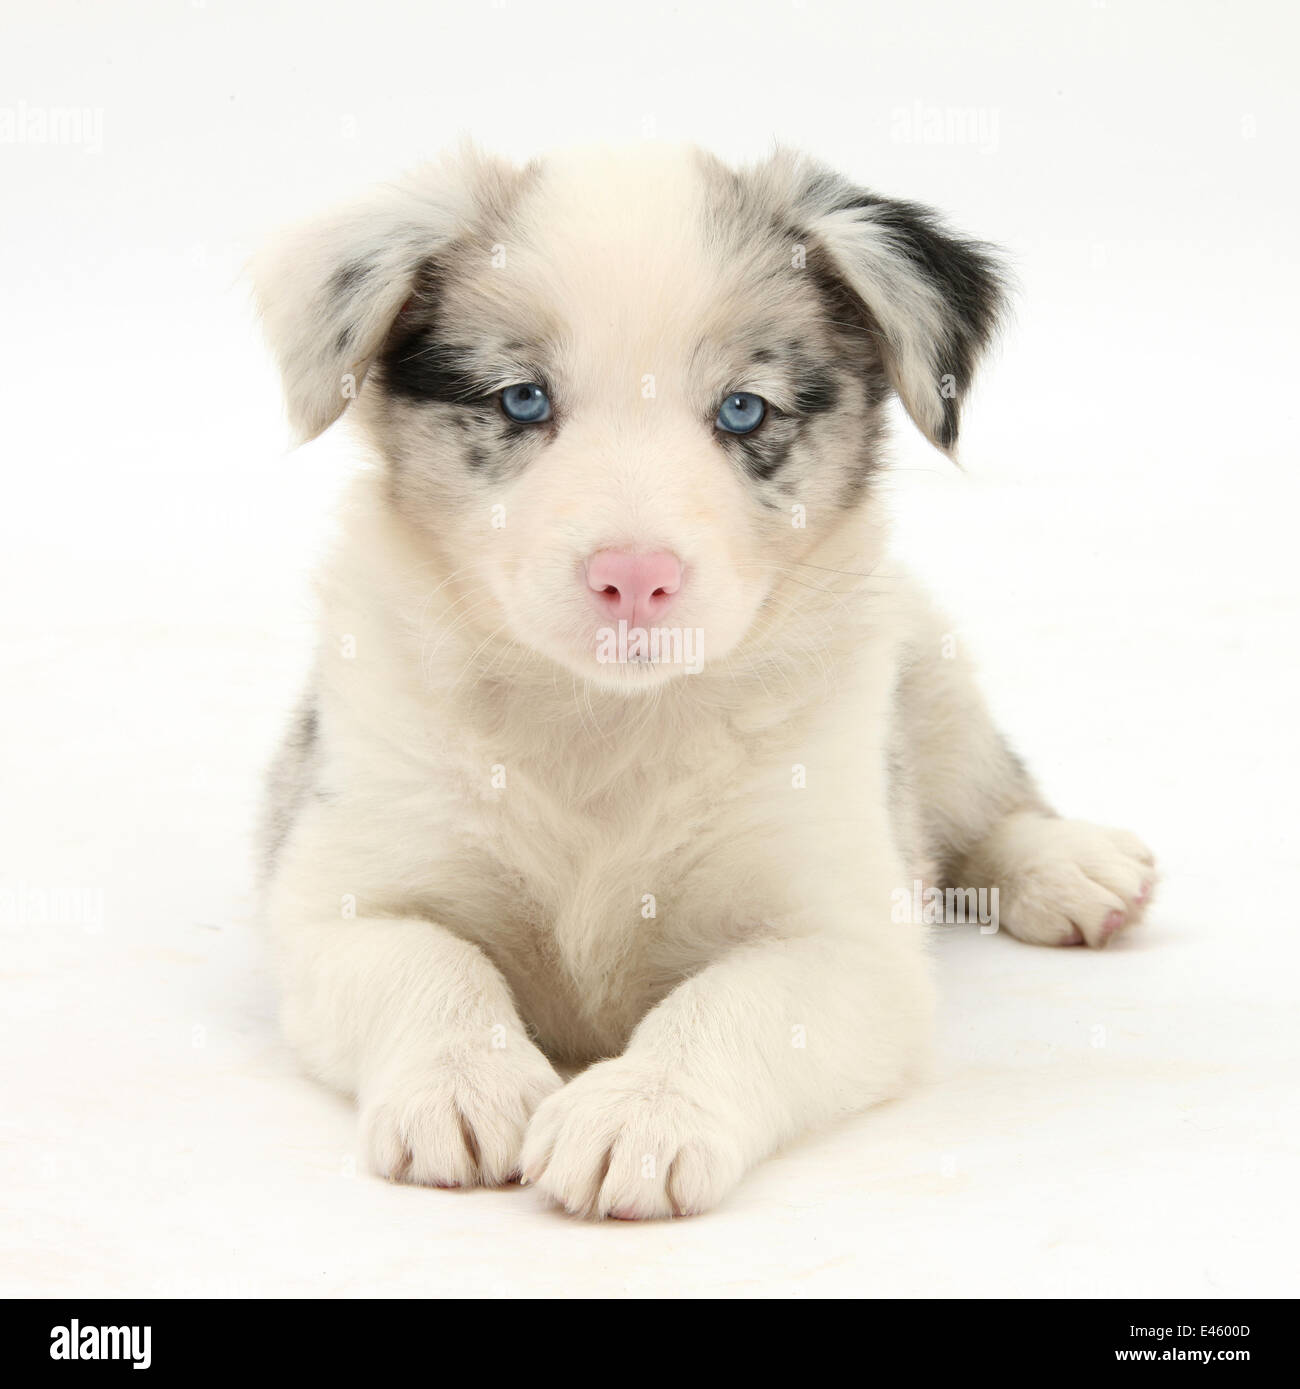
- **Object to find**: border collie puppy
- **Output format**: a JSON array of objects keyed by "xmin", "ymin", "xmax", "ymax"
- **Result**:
[{"xmin": 253, "ymin": 145, "xmax": 1156, "ymax": 1219}]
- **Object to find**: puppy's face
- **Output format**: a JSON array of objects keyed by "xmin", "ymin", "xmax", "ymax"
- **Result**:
[{"xmin": 255, "ymin": 146, "xmax": 1003, "ymax": 691}]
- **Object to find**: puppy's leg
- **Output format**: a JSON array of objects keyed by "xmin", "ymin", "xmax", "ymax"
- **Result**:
[
  {"xmin": 521, "ymin": 922, "xmax": 932, "ymax": 1219},
  {"xmin": 897, "ymin": 594, "xmax": 1157, "ymax": 948},
  {"xmin": 270, "ymin": 890, "xmax": 561, "ymax": 1187}
]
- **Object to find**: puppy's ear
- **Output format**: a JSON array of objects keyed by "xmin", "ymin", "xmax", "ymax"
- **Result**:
[
  {"xmin": 794, "ymin": 161, "xmax": 1007, "ymax": 453},
  {"xmin": 250, "ymin": 150, "xmax": 516, "ymax": 441}
]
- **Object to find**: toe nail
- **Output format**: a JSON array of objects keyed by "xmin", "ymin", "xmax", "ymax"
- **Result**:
[{"xmin": 1100, "ymin": 909, "xmax": 1125, "ymax": 941}]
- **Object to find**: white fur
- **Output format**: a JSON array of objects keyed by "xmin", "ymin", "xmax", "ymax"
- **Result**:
[{"xmin": 254, "ymin": 145, "xmax": 1157, "ymax": 1218}]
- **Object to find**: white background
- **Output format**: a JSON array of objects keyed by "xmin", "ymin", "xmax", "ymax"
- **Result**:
[{"xmin": 3, "ymin": 0, "xmax": 1297, "ymax": 1297}]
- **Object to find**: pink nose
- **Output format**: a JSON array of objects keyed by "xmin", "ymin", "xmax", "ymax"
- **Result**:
[{"xmin": 585, "ymin": 550, "xmax": 683, "ymax": 626}]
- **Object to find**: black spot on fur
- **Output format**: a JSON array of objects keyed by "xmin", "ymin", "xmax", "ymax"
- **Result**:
[
  {"xmin": 798, "ymin": 248, "xmax": 893, "ymax": 462},
  {"xmin": 791, "ymin": 373, "xmax": 840, "ymax": 416},
  {"xmin": 258, "ymin": 697, "xmax": 320, "ymax": 886},
  {"xmin": 329, "ymin": 258, "xmax": 372, "ymax": 303},
  {"xmin": 497, "ymin": 417, "xmax": 537, "ymax": 444},
  {"xmin": 722, "ymin": 417, "xmax": 800, "ymax": 484},
  {"xmin": 744, "ymin": 437, "xmax": 794, "ymax": 481},
  {"xmin": 803, "ymin": 248, "xmax": 880, "ymax": 354},
  {"xmin": 380, "ymin": 326, "xmax": 492, "ymax": 406},
  {"xmin": 863, "ymin": 374, "xmax": 890, "ymax": 409}
]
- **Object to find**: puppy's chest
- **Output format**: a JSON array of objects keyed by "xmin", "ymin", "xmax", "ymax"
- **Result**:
[
  {"xmin": 394, "ymin": 685, "xmax": 879, "ymax": 1055},
  {"xmin": 425, "ymin": 715, "xmax": 773, "ymax": 1033},
  {"xmin": 476, "ymin": 721, "xmax": 755, "ymax": 923}
]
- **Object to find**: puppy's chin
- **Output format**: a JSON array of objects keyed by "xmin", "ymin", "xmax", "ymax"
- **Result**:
[
  {"xmin": 526, "ymin": 641, "xmax": 704, "ymax": 696},
  {"xmin": 575, "ymin": 657, "xmax": 695, "ymax": 697},
  {"xmin": 501, "ymin": 620, "xmax": 719, "ymax": 695}
]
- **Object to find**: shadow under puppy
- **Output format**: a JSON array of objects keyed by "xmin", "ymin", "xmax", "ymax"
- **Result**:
[{"xmin": 252, "ymin": 144, "xmax": 1157, "ymax": 1219}]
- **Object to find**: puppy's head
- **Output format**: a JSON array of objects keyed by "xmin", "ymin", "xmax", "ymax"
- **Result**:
[{"xmin": 254, "ymin": 145, "xmax": 1004, "ymax": 691}]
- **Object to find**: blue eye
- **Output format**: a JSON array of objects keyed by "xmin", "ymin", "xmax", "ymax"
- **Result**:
[
  {"xmin": 716, "ymin": 392, "xmax": 766, "ymax": 434},
  {"xmin": 500, "ymin": 382, "xmax": 552, "ymax": 424}
]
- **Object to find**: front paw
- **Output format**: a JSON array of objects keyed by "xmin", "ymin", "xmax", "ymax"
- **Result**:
[
  {"xmin": 519, "ymin": 1059, "xmax": 748, "ymax": 1220},
  {"xmin": 994, "ymin": 816, "xmax": 1157, "ymax": 948},
  {"xmin": 361, "ymin": 1040, "xmax": 562, "ymax": 1188}
]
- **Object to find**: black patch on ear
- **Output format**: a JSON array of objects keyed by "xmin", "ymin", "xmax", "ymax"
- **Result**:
[
  {"xmin": 805, "ymin": 180, "xmax": 1005, "ymax": 448},
  {"xmin": 935, "ymin": 400, "xmax": 958, "ymax": 451},
  {"xmin": 329, "ymin": 257, "xmax": 374, "ymax": 303},
  {"xmin": 325, "ymin": 260, "xmax": 378, "ymax": 362}
]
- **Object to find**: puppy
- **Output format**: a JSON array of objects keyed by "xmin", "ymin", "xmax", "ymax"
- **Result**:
[{"xmin": 253, "ymin": 145, "xmax": 1156, "ymax": 1219}]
